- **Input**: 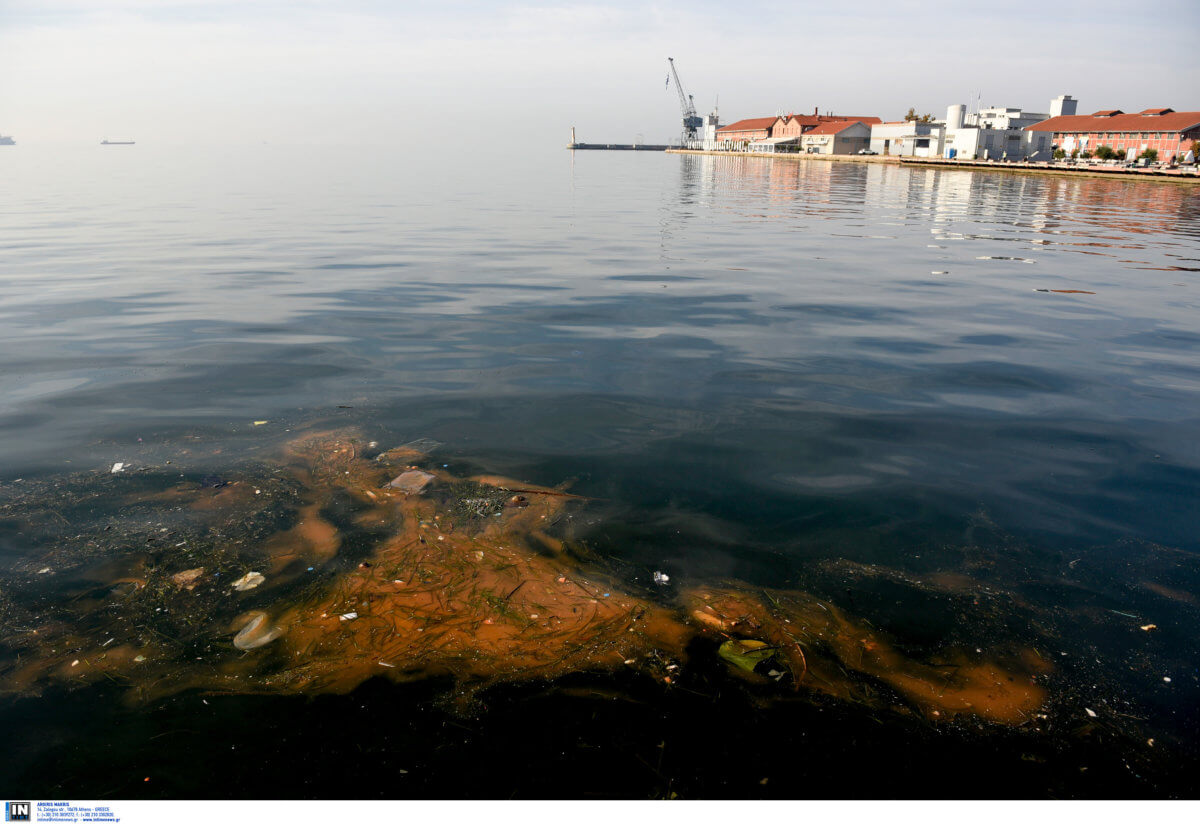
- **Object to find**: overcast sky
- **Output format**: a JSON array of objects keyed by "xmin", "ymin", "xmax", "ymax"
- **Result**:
[{"xmin": 2, "ymin": 0, "xmax": 1197, "ymax": 147}]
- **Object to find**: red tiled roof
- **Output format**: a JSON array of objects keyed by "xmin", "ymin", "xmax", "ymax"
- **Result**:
[
  {"xmin": 717, "ymin": 117, "xmax": 777, "ymax": 133},
  {"xmin": 1026, "ymin": 110, "xmax": 1200, "ymax": 133},
  {"xmin": 781, "ymin": 114, "xmax": 819, "ymax": 127},
  {"xmin": 803, "ymin": 120, "xmax": 868, "ymax": 136},
  {"xmin": 780, "ymin": 113, "xmax": 882, "ymax": 126}
]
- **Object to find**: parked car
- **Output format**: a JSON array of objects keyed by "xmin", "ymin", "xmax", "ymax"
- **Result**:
[{"xmin": 857, "ymin": 149, "xmax": 878, "ymax": 155}]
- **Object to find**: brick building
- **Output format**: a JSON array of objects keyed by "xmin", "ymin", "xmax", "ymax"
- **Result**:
[
  {"xmin": 772, "ymin": 112, "xmax": 882, "ymax": 140},
  {"xmin": 1028, "ymin": 108, "xmax": 1200, "ymax": 161},
  {"xmin": 717, "ymin": 111, "xmax": 881, "ymax": 151},
  {"xmin": 715, "ymin": 117, "xmax": 777, "ymax": 149}
]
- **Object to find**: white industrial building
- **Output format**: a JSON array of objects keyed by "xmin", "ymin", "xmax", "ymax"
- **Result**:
[
  {"xmin": 699, "ymin": 112, "xmax": 722, "ymax": 150},
  {"xmin": 940, "ymin": 95, "xmax": 1072, "ymax": 160},
  {"xmin": 868, "ymin": 120, "xmax": 946, "ymax": 157},
  {"xmin": 869, "ymin": 96, "xmax": 1072, "ymax": 160}
]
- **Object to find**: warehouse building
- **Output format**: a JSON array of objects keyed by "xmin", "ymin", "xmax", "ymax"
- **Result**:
[{"xmin": 1028, "ymin": 105, "xmax": 1200, "ymax": 161}]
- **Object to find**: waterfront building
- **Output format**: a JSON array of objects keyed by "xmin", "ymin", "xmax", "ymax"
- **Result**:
[
  {"xmin": 941, "ymin": 96, "xmax": 1064, "ymax": 161},
  {"xmin": 747, "ymin": 136, "xmax": 801, "ymax": 153},
  {"xmin": 869, "ymin": 120, "xmax": 946, "ymax": 157},
  {"xmin": 800, "ymin": 120, "xmax": 873, "ymax": 155},
  {"xmin": 717, "ymin": 111, "xmax": 882, "ymax": 151},
  {"xmin": 772, "ymin": 111, "xmax": 882, "ymax": 141},
  {"xmin": 714, "ymin": 117, "xmax": 777, "ymax": 150},
  {"xmin": 699, "ymin": 112, "xmax": 722, "ymax": 150},
  {"xmin": 1027, "ymin": 105, "xmax": 1200, "ymax": 161}
]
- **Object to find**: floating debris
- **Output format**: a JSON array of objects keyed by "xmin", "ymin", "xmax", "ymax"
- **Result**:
[
  {"xmin": 1140, "ymin": 624, "xmax": 1157, "ymax": 632},
  {"xmin": 111, "ymin": 463, "xmax": 125, "ymax": 474},
  {"xmin": 388, "ymin": 470, "xmax": 435, "ymax": 494},
  {"xmin": 0, "ymin": 428, "xmax": 1058, "ymax": 726},
  {"xmin": 172, "ymin": 568, "xmax": 205, "ymax": 591},
  {"xmin": 233, "ymin": 612, "xmax": 283, "ymax": 651},
  {"xmin": 231, "ymin": 572, "xmax": 265, "ymax": 592},
  {"xmin": 1086, "ymin": 708, "xmax": 1098, "ymax": 718},
  {"xmin": 652, "ymin": 571, "xmax": 670, "ymax": 586}
]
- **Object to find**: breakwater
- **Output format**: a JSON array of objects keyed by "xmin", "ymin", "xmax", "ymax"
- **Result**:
[{"xmin": 569, "ymin": 143, "xmax": 671, "ymax": 151}]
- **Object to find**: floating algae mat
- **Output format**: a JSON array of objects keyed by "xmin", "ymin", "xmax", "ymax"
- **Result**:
[{"xmin": 0, "ymin": 429, "xmax": 1051, "ymax": 724}]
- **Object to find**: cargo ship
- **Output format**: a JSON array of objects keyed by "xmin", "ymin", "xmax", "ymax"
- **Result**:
[
  {"xmin": 0, "ymin": 135, "xmax": 14, "ymax": 145},
  {"xmin": 101, "ymin": 139, "xmax": 135, "ymax": 145}
]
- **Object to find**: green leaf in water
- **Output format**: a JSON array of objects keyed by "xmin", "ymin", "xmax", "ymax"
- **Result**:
[{"xmin": 717, "ymin": 639, "xmax": 777, "ymax": 673}]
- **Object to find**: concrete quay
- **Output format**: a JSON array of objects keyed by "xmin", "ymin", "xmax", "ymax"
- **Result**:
[{"xmin": 666, "ymin": 149, "xmax": 1200, "ymax": 183}]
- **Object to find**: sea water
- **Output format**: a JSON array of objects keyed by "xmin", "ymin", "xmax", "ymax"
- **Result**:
[{"xmin": 1, "ymin": 144, "xmax": 1198, "ymax": 798}]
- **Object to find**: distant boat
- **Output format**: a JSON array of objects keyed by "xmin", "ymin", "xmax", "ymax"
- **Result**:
[
  {"xmin": 101, "ymin": 139, "xmax": 135, "ymax": 145},
  {"xmin": 0, "ymin": 135, "xmax": 14, "ymax": 146}
]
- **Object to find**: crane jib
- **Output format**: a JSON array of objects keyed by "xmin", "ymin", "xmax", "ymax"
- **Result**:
[{"xmin": 667, "ymin": 57, "xmax": 703, "ymax": 143}]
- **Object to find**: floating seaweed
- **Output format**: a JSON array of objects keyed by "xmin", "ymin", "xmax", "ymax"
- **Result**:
[{"xmin": 0, "ymin": 428, "xmax": 1052, "ymax": 725}]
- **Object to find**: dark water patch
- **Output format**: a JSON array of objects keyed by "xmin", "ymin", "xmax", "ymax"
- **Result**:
[
  {"xmin": 2, "ymin": 665, "xmax": 1192, "ymax": 800},
  {"xmin": 959, "ymin": 333, "xmax": 1022, "ymax": 346},
  {"xmin": 315, "ymin": 261, "xmax": 411, "ymax": 270},
  {"xmin": 772, "ymin": 302, "xmax": 906, "ymax": 323},
  {"xmin": 608, "ymin": 274, "xmax": 704, "ymax": 282}
]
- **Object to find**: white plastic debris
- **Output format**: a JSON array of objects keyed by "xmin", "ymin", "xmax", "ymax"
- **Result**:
[
  {"xmin": 37, "ymin": 567, "xmax": 52, "ymax": 574},
  {"xmin": 653, "ymin": 571, "xmax": 670, "ymax": 585},
  {"xmin": 233, "ymin": 611, "xmax": 283, "ymax": 650},
  {"xmin": 389, "ymin": 469, "xmax": 435, "ymax": 494},
  {"xmin": 111, "ymin": 462, "xmax": 125, "ymax": 473},
  {"xmin": 230, "ymin": 571, "xmax": 265, "ymax": 592},
  {"xmin": 339, "ymin": 612, "xmax": 358, "ymax": 621},
  {"xmin": 1085, "ymin": 708, "xmax": 1098, "ymax": 718}
]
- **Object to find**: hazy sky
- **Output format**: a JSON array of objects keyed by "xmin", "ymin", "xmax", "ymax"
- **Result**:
[{"xmin": 2, "ymin": 0, "xmax": 1197, "ymax": 147}]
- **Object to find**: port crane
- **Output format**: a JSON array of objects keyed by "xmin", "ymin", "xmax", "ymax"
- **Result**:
[{"xmin": 667, "ymin": 57, "xmax": 704, "ymax": 145}]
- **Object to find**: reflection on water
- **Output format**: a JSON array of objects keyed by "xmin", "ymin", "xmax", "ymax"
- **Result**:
[{"xmin": 0, "ymin": 146, "xmax": 1198, "ymax": 797}]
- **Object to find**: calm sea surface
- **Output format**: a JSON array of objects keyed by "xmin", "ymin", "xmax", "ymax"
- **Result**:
[{"xmin": 1, "ymin": 145, "xmax": 1199, "ymax": 798}]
